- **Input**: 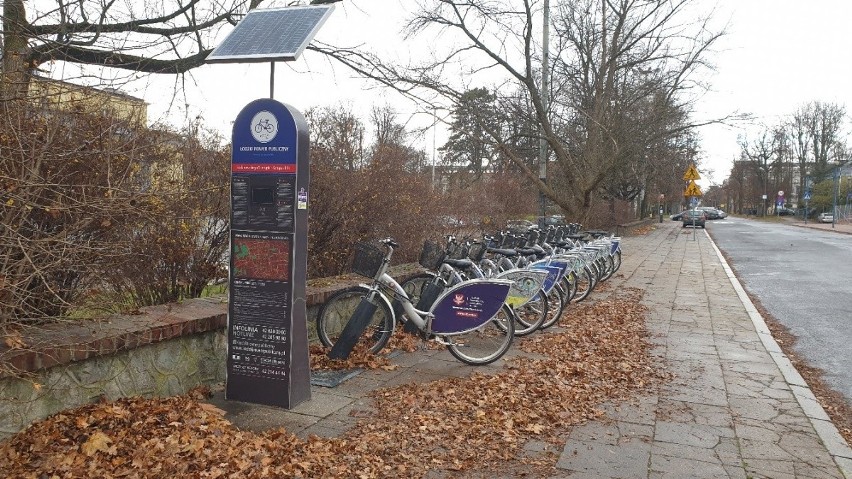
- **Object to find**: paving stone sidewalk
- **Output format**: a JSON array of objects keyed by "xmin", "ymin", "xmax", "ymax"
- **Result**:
[
  {"xmin": 207, "ymin": 221, "xmax": 852, "ymax": 478},
  {"xmin": 553, "ymin": 222, "xmax": 851, "ymax": 478}
]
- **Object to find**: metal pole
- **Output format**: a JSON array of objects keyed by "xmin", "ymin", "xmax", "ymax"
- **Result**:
[
  {"xmin": 692, "ymin": 202, "xmax": 696, "ymax": 241},
  {"xmin": 805, "ymin": 199, "xmax": 809, "ymax": 224},
  {"xmin": 804, "ymin": 175, "xmax": 811, "ymax": 224},
  {"xmin": 538, "ymin": 0, "xmax": 550, "ymax": 227},
  {"xmin": 270, "ymin": 62, "xmax": 275, "ymax": 99},
  {"xmin": 763, "ymin": 169, "xmax": 767, "ymax": 217},
  {"xmin": 833, "ymin": 166, "xmax": 839, "ymax": 229},
  {"xmin": 431, "ymin": 106, "xmax": 437, "ymax": 191}
]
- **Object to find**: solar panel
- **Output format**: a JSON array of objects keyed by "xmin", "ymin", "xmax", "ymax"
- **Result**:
[{"xmin": 206, "ymin": 5, "xmax": 335, "ymax": 63}]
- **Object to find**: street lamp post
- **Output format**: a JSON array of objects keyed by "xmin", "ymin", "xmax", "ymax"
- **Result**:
[
  {"xmin": 833, "ymin": 166, "xmax": 840, "ymax": 229},
  {"xmin": 759, "ymin": 164, "xmax": 767, "ymax": 217},
  {"xmin": 537, "ymin": 0, "xmax": 550, "ymax": 228}
]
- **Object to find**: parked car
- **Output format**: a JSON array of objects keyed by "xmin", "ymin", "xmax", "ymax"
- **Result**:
[
  {"xmin": 544, "ymin": 215, "xmax": 565, "ymax": 226},
  {"xmin": 670, "ymin": 211, "xmax": 685, "ymax": 221},
  {"xmin": 439, "ymin": 215, "xmax": 466, "ymax": 227},
  {"xmin": 697, "ymin": 207, "xmax": 723, "ymax": 220},
  {"xmin": 818, "ymin": 212, "xmax": 834, "ymax": 223},
  {"xmin": 506, "ymin": 219, "xmax": 535, "ymax": 233},
  {"xmin": 682, "ymin": 209, "xmax": 706, "ymax": 228},
  {"xmin": 777, "ymin": 207, "xmax": 797, "ymax": 216}
]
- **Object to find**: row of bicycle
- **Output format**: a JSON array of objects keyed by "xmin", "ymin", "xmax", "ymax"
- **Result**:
[{"xmin": 316, "ymin": 224, "xmax": 623, "ymax": 366}]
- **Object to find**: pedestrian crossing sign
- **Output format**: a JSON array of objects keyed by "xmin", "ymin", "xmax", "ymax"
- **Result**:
[
  {"xmin": 682, "ymin": 163, "xmax": 701, "ymax": 181},
  {"xmin": 684, "ymin": 180, "xmax": 702, "ymax": 197},
  {"xmin": 803, "ymin": 191, "xmax": 811, "ymax": 201}
]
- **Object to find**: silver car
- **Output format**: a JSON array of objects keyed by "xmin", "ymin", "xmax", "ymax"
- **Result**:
[{"xmin": 818, "ymin": 212, "xmax": 834, "ymax": 223}]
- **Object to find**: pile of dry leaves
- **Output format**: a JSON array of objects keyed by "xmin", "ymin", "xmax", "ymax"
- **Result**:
[
  {"xmin": 0, "ymin": 289, "xmax": 665, "ymax": 478},
  {"xmin": 631, "ymin": 224, "xmax": 657, "ymax": 235}
]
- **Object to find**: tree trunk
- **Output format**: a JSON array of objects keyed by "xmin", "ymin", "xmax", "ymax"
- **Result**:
[{"xmin": 1, "ymin": 0, "xmax": 30, "ymax": 102}]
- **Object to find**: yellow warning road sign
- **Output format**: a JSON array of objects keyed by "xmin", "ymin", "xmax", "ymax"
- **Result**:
[
  {"xmin": 682, "ymin": 163, "xmax": 701, "ymax": 181},
  {"xmin": 684, "ymin": 180, "xmax": 702, "ymax": 197}
]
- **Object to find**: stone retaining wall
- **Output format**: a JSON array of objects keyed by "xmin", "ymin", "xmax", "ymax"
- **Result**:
[{"xmin": 0, "ymin": 264, "xmax": 424, "ymax": 439}]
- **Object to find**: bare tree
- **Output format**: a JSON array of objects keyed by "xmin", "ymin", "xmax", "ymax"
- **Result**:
[
  {"xmin": 311, "ymin": 0, "xmax": 725, "ymax": 222},
  {"xmin": 1, "ymin": 0, "xmax": 277, "ymax": 101},
  {"xmin": 789, "ymin": 101, "xmax": 848, "ymax": 180},
  {"xmin": 307, "ymin": 105, "xmax": 366, "ymax": 171}
]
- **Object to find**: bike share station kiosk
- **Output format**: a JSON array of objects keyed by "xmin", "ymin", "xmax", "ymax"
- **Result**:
[{"xmin": 205, "ymin": 5, "xmax": 335, "ymax": 408}]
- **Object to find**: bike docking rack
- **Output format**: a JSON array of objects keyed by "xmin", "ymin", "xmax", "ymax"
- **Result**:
[{"xmin": 316, "ymin": 224, "xmax": 624, "ymax": 368}]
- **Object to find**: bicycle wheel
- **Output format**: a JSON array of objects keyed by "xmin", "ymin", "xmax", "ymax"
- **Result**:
[
  {"xmin": 560, "ymin": 271, "xmax": 577, "ymax": 302},
  {"xmin": 445, "ymin": 304, "xmax": 515, "ymax": 365},
  {"xmin": 513, "ymin": 290, "xmax": 548, "ymax": 336},
  {"xmin": 587, "ymin": 262, "xmax": 600, "ymax": 289},
  {"xmin": 592, "ymin": 257, "xmax": 606, "ymax": 283},
  {"xmin": 572, "ymin": 266, "xmax": 595, "ymax": 302},
  {"xmin": 316, "ymin": 286, "xmax": 394, "ymax": 354},
  {"xmin": 599, "ymin": 254, "xmax": 616, "ymax": 282},
  {"xmin": 540, "ymin": 282, "xmax": 566, "ymax": 329},
  {"xmin": 611, "ymin": 250, "xmax": 622, "ymax": 273}
]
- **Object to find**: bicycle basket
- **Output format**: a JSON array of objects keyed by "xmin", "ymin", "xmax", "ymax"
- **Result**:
[
  {"xmin": 351, "ymin": 242, "xmax": 385, "ymax": 278},
  {"xmin": 468, "ymin": 242, "xmax": 486, "ymax": 262},
  {"xmin": 447, "ymin": 241, "xmax": 470, "ymax": 260},
  {"xmin": 418, "ymin": 240, "xmax": 446, "ymax": 270}
]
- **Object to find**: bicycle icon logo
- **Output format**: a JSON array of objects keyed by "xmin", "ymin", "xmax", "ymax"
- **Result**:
[
  {"xmin": 254, "ymin": 118, "xmax": 275, "ymax": 134},
  {"xmin": 250, "ymin": 111, "xmax": 278, "ymax": 143}
]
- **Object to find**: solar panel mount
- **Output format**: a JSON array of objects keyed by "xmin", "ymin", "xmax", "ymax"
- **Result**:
[{"xmin": 206, "ymin": 5, "xmax": 335, "ymax": 64}]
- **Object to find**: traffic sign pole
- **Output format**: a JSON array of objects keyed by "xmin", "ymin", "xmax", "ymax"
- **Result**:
[{"xmin": 682, "ymin": 164, "xmax": 703, "ymax": 242}]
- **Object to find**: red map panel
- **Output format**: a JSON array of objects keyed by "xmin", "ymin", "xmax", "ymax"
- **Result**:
[{"xmin": 233, "ymin": 238, "xmax": 290, "ymax": 281}]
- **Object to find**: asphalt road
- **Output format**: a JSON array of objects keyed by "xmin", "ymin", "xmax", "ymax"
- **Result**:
[{"xmin": 707, "ymin": 217, "xmax": 852, "ymax": 403}]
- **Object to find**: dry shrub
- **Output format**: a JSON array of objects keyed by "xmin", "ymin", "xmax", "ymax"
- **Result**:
[
  {"xmin": 308, "ymin": 157, "xmax": 541, "ymax": 277},
  {"xmin": 439, "ymin": 172, "xmax": 537, "ymax": 230},
  {"xmin": 97, "ymin": 125, "xmax": 230, "ymax": 309},
  {"xmin": 1, "ymin": 103, "xmax": 142, "ymax": 323},
  {"xmin": 308, "ymin": 152, "xmax": 441, "ymax": 278},
  {"xmin": 0, "ymin": 103, "xmax": 230, "ymax": 323}
]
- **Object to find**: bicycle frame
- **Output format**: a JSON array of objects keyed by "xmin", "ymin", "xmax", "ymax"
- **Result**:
[
  {"xmin": 362, "ymin": 241, "xmax": 512, "ymax": 337},
  {"xmin": 372, "ymin": 273, "xmax": 433, "ymax": 332}
]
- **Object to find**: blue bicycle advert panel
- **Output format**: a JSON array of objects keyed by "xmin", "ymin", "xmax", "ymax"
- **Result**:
[{"xmin": 430, "ymin": 280, "xmax": 512, "ymax": 334}]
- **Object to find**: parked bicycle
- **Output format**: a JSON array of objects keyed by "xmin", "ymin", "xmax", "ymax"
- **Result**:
[
  {"xmin": 399, "ymin": 236, "xmax": 554, "ymax": 336},
  {"xmin": 316, "ymin": 238, "xmax": 516, "ymax": 365}
]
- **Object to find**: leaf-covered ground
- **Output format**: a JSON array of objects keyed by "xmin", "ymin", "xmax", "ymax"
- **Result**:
[{"xmin": 0, "ymin": 288, "xmax": 666, "ymax": 478}]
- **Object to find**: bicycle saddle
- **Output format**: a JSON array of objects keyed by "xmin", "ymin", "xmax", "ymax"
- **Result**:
[
  {"xmin": 486, "ymin": 247, "xmax": 518, "ymax": 257},
  {"xmin": 444, "ymin": 258, "xmax": 475, "ymax": 269}
]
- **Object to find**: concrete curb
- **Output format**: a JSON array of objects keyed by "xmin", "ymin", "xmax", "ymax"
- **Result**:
[
  {"xmin": 791, "ymin": 223, "xmax": 852, "ymax": 235},
  {"xmin": 704, "ymin": 229, "xmax": 852, "ymax": 478}
]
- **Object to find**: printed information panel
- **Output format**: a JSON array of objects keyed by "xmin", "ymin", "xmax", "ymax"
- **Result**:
[{"xmin": 227, "ymin": 99, "xmax": 310, "ymax": 409}]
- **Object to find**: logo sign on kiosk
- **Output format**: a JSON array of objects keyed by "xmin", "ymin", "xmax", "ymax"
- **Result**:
[{"xmin": 227, "ymin": 99, "xmax": 311, "ymax": 408}]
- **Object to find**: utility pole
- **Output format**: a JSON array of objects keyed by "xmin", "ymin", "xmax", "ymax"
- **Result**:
[
  {"xmin": 538, "ymin": 0, "xmax": 550, "ymax": 228},
  {"xmin": 833, "ymin": 166, "xmax": 839, "ymax": 229}
]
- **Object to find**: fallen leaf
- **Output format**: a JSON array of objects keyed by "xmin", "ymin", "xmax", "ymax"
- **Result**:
[
  {"xmin": 81, "ymin": 431, "xmax": 113, "ymax": 456},
  {"xmin": 3, "ymin": 332, "xmax": 26, "ymax": 349}
]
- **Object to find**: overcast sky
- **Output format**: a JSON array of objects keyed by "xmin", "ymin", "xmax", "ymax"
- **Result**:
[{"xmin": 138, "ymin": 0, "xmax": 852, "ymax": 188}]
